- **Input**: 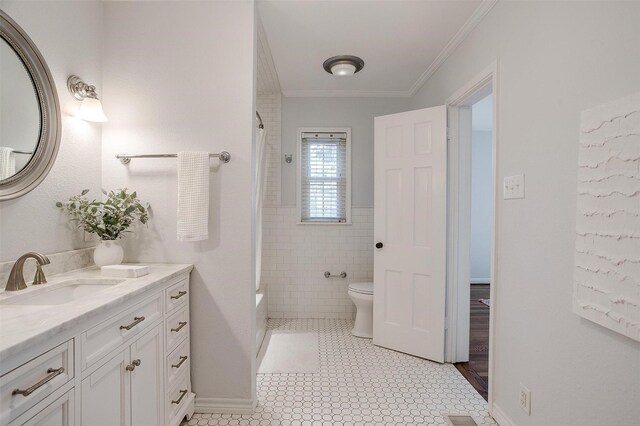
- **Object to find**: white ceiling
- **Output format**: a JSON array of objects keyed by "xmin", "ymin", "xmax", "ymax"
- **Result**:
[{"xmin": 257, "ymin": 0, "xmax": 494, "ymax": 98}]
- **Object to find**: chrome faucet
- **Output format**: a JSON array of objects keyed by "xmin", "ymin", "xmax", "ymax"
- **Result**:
[{"xmin": 4, "ymin": 252, "xmax": 51, "ymax": 291}]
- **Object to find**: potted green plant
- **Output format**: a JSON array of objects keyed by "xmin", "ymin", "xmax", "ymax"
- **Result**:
[{"xmin": 56, "ymin": 189, "xmax": 150, "ymax": 266}]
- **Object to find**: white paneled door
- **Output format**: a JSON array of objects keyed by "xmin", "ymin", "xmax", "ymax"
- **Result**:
[{"xmin": 373, "ymin": 106, "xmax": 447, "ymax": 362}]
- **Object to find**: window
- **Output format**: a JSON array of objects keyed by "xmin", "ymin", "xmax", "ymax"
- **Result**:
[{"xmin": 297, "ymin": 128, "xmax": 351, "ymax": 224}]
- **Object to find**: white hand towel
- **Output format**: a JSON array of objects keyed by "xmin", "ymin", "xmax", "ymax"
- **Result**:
[
  {"xmin": 0, "ymin": 147, "xmax": 16, "ymax": 180},
  {"xmin": 177, "ymin": 151, "xmax": 210, "ymax": 241}
]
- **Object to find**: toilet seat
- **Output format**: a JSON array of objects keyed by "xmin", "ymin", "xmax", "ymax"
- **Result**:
[{"xmin": 348, "ymin": 282, "xmax": 373, "ymax": 295}]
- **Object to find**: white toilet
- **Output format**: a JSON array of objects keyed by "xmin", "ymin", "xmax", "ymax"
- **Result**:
[{"xmin": 348, "ymin": 282, "xmax": 374, "ymax": 338}]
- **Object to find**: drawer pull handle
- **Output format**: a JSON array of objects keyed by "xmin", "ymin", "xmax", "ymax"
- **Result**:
[
  {"xmin": 172, "ymin": 356, "xmax": 188, "ymax": 369},
  {"xmin": 12, "ymin": 367, "xmax": 65, "ymax": 397},
  {"xmin": 126, "ymin": 359, "xmax": 142, "ymax": 372},
  {"xmin": 171, "ymin": 321, "xmax": 187, "ymax": 332},
  {"xmin": 172, "ymin": 389, "xmax": 188, "ymax": 405},
  {"xmin": 120, "ymin": 316, "xmax": 145, "ymax": 331},
  {"xmin": 171, "ymin": 291, "xmax": 187, "ymax": 300}
]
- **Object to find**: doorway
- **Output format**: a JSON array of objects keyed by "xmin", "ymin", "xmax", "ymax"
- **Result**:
[
  {"xmin": 444, "ymin": 63, "xmax": 498, "ymax": 407},
  {"xmin": 454, "ymin": 93, "xmax": 493, "ymax": 400}
]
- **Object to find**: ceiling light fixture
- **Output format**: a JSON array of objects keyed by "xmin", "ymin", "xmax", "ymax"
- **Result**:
[{"xmin": 323, "ymin": 55, "xmax": 365, "ymax": 76}]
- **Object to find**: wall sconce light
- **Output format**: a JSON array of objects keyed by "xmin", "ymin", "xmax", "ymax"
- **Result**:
[{"xmin": 67, "ymin": 75, "xmax": 108, "ymax": 122}]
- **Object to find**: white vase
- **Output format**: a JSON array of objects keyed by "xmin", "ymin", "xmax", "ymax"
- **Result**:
[{"xmin": 94, "ymin": 240, "xmax": 124, "ymax": 267}]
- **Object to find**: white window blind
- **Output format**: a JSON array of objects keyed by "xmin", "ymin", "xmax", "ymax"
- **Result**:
[{"xmin": 300, "ymin": 132, "xmax": 349, "ymax": 223}]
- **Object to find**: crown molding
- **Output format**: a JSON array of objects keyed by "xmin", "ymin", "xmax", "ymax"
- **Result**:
[
  {"xmin": 280, "ymin": 0, "xmax": 498, "ymax": 99},
  {"xmin": 408, "ymin": 0, "xmax": 498, "ymax": 97}
]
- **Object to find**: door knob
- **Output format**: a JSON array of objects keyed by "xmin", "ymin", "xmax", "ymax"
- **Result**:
[{"xmin": 375, "ymin": 242, "xmax": 384, "ymax": 249}]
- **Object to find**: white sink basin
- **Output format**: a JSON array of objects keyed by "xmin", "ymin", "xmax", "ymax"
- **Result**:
[{"xmin": 1, "ymin": 278, "xmax": 125, "ymax": 306}]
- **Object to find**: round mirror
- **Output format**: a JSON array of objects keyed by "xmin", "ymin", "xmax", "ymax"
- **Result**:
[
  {"xmin": 1, "ymin": 37, "xmax": 41, "ymax": 178},
  {"xmin": 0, "ymin": 10, "xmax": 61, "ymax": 200}
]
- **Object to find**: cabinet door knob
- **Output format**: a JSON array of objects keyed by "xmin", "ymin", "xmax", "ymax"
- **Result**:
[
  {"xmin": 375, "ymin": 242, "xmax": 384, "ymax": 249},
  {"xmin": 126, "ymin": 359, "xmax": 141, "ymax": 372}
]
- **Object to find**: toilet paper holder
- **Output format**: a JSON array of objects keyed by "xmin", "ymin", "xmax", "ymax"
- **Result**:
[{"xmin": 324, "ymin": 271, "xmax": 347, "ymax": 279}]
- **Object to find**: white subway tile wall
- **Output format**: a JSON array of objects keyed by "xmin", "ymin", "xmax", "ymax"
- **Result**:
[
  {"xmin": 262, "ymin": 207, "xmax": 374, "ymax": 319},
  {"xmin": 257, "ymin": 89, "xmax": 374, "ymax": 319}
]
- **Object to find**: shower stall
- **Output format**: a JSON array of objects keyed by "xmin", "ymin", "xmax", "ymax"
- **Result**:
[{"xmin": 255, "ymin": 111, "xmax": 267, "ymax": 355}]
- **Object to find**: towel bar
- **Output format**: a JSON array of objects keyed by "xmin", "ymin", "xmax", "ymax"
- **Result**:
[
  {"xmin": 116, "ymin": 151, "xmax": 231, "ymax": 165},
  {"xmin": 324, "ymin": 271, "xmax": 347, "ymax": 279}
]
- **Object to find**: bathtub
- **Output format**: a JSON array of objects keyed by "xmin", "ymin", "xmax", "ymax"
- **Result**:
[{"xmin": 256, "ymin": 293, "xmax": 267, "ymax": 357}]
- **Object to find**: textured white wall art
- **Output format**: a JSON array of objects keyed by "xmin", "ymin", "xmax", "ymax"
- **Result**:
[{"xmin": 574, "ymin": 92, "xmax": 640, "ymax": 341}]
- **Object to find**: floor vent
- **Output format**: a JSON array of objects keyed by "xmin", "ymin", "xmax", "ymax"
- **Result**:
[{"xmin": 445, "ymin": 415, "xmax": 478, "ymax": 426}]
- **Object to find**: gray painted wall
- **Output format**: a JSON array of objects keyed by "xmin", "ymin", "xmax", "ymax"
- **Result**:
[
  {"xmin": 409, "ymin": 1, "xmax": 640, "ymax": 424},
  {"xmin": 0, "ymin": 1, "xmax": 103, "ymax": 262},
  {"xmin": 281, "ymin": 97, "xmax": 409, "ymax": 206},
  {"xmin": 102, "ymin": 0, "xmax": 256, "ymax": 406}
]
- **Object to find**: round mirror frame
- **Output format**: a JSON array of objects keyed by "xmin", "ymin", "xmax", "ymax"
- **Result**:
[{"xmin": 0, "ymin": 10, "xmax": 61, "ymax": 200}]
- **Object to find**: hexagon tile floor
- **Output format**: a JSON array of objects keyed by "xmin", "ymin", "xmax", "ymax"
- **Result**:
[{"xmin": 185, "ymin": 319, "xmax": 497, "ymax": 426}]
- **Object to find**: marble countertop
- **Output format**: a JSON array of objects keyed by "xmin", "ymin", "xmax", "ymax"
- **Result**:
[{"xmin": 0, "ymin": 263, "xmax": 193, "ymax": 362}]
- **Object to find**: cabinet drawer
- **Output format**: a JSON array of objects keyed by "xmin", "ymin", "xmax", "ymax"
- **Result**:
[
  {"xmin": 8, "ymin": 388, "xmax": 74, "ymax": 426},
  {"xmin": 165, "ymin": 307, "xmax": 188, "ymax": 353},
  {"xmin": 166, "ymin": 372, "xmax": 192, "ymax": 426},
  {"xmin": 165, "ymin": 279, "xmax": 188, "ymax": 314},
  {"xmin": 166, "ymin": 339, "xmax": 190, "ymax": 390},
  {"xmin": 82, "ymin": 293, "xmax": 162, "ymax": 369},
  {"xmin": 0, "ymin": 340, "xmax": 73, "ymax": 424}
]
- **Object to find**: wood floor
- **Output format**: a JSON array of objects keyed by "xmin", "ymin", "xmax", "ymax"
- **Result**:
[{"xmin": 454, "ymin": 284, "xmax": 490, "ymax": 401}]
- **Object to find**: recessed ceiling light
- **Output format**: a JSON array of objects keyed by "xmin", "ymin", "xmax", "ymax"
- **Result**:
[{"xmin": 323, "ymin": 55, "xmax": 365, "ymax": 76}]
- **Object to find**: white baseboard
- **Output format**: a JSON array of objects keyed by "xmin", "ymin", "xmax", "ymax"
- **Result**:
[
  {"xmin": 490, "ymin": 403, "xmax": 516, "ymax": 426},
  {"xmin": 195, "ymin": 397, "xmax": 257, "ymax": 414}
]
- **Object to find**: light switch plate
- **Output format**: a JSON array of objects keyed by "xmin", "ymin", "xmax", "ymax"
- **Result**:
[{"xmin": 504, "ymin": 174, "xmax": 525, "ymax": 199}]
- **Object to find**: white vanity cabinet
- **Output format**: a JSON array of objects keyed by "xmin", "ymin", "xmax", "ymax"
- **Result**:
[
  {"xmin": 130, "ymin": 324, "xmax": 165, "ymax": 426},
  {"xmin": 163, "ymin": 279, "xmax": 192, "ymax": 426},
  {"xmin": 8, "ymin": 389, "xmax": 75, "ymax": 426},
  {"xmin": 0, "ymin": 266, "xmax": 194, "ymax": 426},
  {"xmin": 82, "ymin": 324, "xmax": 164, "ymax": 426},
  {"xmin": 1, "ymin": 341, "xmax": 74, "ymax": 424},
  {"xmin": 81, "ymin": 349, "xmax": 129, "ymax": 425}
]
